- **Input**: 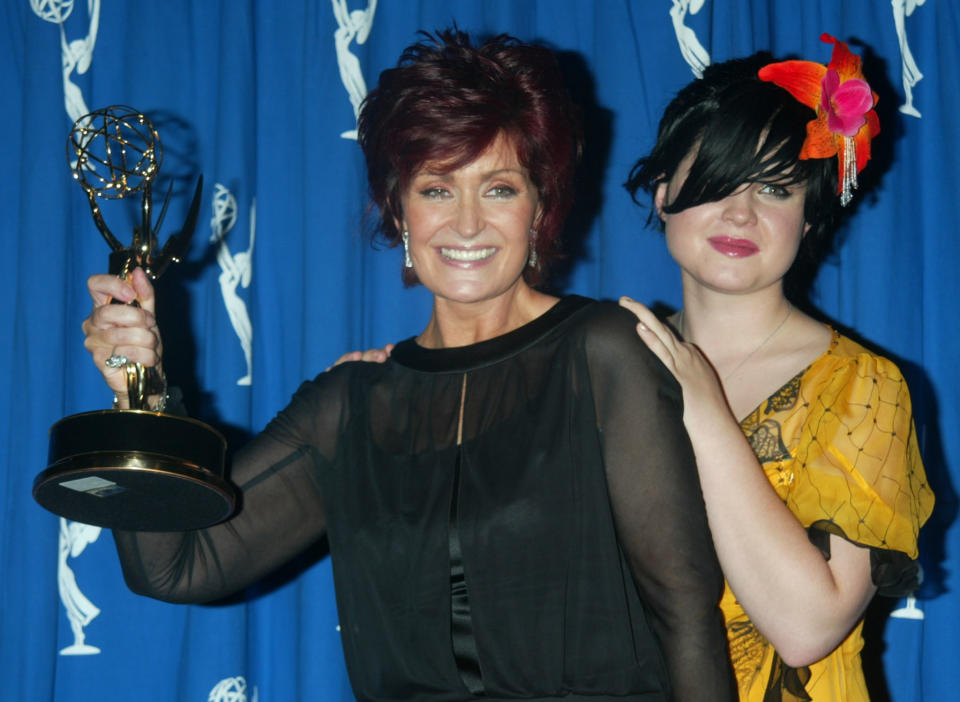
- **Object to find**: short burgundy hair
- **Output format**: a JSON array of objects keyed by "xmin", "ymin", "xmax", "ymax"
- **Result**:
[{"xmin": 357, "ymin": 29, "xmax": 583, "ymax": 285}]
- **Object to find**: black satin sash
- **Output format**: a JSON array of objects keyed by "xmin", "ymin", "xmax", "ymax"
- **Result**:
[{"xmin": 449, "ymin": 448, "xmax": 484, "ymax": 694}]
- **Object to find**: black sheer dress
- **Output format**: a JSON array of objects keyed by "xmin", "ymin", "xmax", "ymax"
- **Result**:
[{"xmin": 114, "ymin": 296, "xmax": 734, "ymax": 701}]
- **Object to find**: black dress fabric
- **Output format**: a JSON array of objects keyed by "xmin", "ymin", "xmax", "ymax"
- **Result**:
[{"xmin": 114, "ymin": 296, "xmax": 733, "ymax": 702}]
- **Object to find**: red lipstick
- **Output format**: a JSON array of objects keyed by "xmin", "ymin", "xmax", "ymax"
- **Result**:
[{"xmin": 707, "ymin": 236, "xmax": 759, "ymax": 258}]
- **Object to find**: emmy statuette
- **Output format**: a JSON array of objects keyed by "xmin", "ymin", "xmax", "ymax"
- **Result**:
[{"xmin": 34, "ymin": 106, "xmax": 236, "ymax": 531}]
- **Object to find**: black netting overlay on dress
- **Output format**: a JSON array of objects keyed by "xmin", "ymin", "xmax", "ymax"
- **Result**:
[{"xmin": 113, "ymin": 296, "xmax": 734, "ymax": 702}]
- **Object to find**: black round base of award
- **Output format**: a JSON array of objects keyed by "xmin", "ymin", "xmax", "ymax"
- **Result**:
[{"xmin": 35, "ymin": 409, "xmax": 235, "ymax": 531}]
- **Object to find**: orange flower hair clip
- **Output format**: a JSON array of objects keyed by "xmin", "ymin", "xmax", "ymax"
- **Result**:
[{"xmin": 758, "ymin": 33, "xmax": 880, "ymax": 206}]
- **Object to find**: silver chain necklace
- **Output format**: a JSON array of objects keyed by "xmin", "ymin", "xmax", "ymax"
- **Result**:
[{"xmin": 678, "ymin": 304, "xmax": 793, "ymax": 382}]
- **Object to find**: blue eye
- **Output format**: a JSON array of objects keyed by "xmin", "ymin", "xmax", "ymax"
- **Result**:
[{"xmin": 421, "ymin": 187, "xmax": 449, "ymax": 199}]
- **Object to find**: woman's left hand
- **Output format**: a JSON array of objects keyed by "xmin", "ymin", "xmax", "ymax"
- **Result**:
[
  {"xmin": 621, "ymin": 295, "xmax": 878, "ymax": 663},
  {"xmin": 619, "ymin": 296, "xmax": 730, "ymax": 427}
]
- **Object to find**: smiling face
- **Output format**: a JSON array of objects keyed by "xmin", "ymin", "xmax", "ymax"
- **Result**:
[
  {"xmin": 399, "ymin": 133, "xmax": 541, "ymax": 307},
  {"xmin": 656, "ymin": 150, "xmax": 811, "ymax": 297}
]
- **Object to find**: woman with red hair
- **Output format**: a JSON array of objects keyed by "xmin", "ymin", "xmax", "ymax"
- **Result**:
[{"xmin": 82, "ymin": 30, "xmax": 733, "ymax": 702}]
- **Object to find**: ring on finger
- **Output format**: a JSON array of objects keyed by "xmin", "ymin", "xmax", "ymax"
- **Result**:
[{"xmin": 105, "ymin": 353, "xmax": 129, "ymax": 369}]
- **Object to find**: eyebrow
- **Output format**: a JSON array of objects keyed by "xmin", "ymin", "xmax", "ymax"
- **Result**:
[{"xmin": 415, "ymin": 167, "xmax": 527, "ymax": 180}]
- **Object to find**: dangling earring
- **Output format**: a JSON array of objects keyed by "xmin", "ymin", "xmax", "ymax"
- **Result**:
[
  {"xmin": 402, "ymin": 230, "xmax": 413, "ymax": 268},
  {"xmin": 527, "ymin": 229, "xmax": 538, "ymax": 268}
]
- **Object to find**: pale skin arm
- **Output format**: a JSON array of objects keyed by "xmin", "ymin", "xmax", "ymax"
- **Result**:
[
  {"xmin": 82, "ymin": 268, "xmax": 164, "ymax": 410},
  {"xmin": 619, "ymin": 297, "xmax": 876, "ymax": 668}
]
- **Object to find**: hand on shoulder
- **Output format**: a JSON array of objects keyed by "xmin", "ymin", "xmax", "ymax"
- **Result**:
[
  {"xmin": 619, "ymin": 296, "xmax": 732, "ymax": 427},
  {"xmin": 327, "ymin": 343, "xmax": 395, "ymax": 371}
]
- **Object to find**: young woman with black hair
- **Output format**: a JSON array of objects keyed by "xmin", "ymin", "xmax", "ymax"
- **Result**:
[{"xmin": 620, "ymin": 36, "xmax": 934, "ymax": 701}]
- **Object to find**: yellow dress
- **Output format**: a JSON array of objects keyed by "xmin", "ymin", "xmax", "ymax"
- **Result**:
[{"xmin": 722, "ymin": 329, "xmax": 935, "ymax": 702}]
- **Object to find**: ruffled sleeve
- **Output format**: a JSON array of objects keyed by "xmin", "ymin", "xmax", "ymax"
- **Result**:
[{"xmin": 786, "ymin": 337, "xmax": 934, "ymax": 594}]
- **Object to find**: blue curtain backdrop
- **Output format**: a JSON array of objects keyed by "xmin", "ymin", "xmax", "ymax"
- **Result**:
[{"xmin": 2, "ymin": 1, "xmax": 957, "ymax": 700}]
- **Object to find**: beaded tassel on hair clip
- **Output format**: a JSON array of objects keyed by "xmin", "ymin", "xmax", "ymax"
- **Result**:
[{"xmin": 758, "ymin": 33, "xmax": 880, "ymax": 206}]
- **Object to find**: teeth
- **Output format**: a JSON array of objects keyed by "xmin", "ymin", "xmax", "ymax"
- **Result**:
[{"xmin": 441, "ymin": 247, "xmax": 496, "ymax": 261}]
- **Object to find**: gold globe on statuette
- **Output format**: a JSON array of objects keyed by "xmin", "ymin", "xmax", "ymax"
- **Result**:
[{"xmin": 34, "ymin": 106, "xmax": 236, "ymax": 531}]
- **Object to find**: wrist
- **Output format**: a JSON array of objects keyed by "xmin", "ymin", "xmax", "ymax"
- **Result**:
[{"xmin": 683, "ymin": 394, "xmax": 735, "ymax": 431}]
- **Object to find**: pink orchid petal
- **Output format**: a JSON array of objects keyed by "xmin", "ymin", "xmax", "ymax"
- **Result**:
[
  {"xmin": 833, "ymin": 79, "xmax": 874, "ymax": 114},
  {"xmin": 827, "ymin": 109, "xmax": 867, "ymax": 137},
  {"xmin": 827, "ymin": 79, "xmax": 872, "ymax": 136}
]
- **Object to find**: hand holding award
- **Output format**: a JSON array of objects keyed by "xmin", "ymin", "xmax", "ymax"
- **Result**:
[{"xmin": 34, "ymin": 106, "xmax": 236, "ymax": 531}]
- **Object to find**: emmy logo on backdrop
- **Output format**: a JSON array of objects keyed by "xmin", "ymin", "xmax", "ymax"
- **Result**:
[
  {"xmin": 892, "ymin": 0, "xmax": 926, "ymax": 118},
  {"xmin": 210, "ymin": 184, "xmax": 256, "ymax": 386},
  {"xmin": 58, "ymin": 518, "xmax": 101, "ymax": 655},
  {"xmin": 208, "ymin": 676, "xmax": 259, "ymax": 702},
  {"xmin": 891, "ymin": 595, "xmax": 925, "ymax": 621},
  {"xmin": 29, "ymin": 0, "xmax": 101, "ymax": 133},
  {"xmin": 34, "ymin": 106, "xmax": 236, "ymax": 531},
  {"xmin": 670, "ymin": 0, "xmax": 710, "ymax": 77},
  {"xmin": 332, "ymin": 0, "xmax": 377, "ymax": 139}
]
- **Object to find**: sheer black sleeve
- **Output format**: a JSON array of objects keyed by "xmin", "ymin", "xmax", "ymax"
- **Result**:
[
  {"xmin": 585, "ymin": 305, "xmax": 735, "ymax": 702},
  {"xmin": 112, "ymin": 367, "xmax": 356, "ymax": 603}
]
